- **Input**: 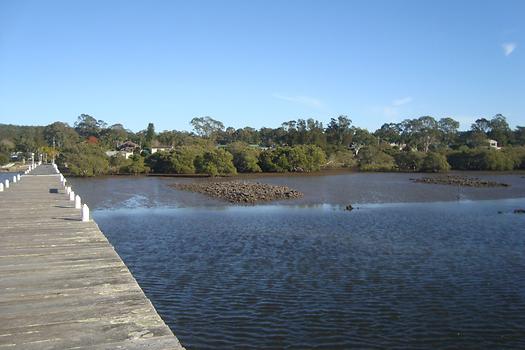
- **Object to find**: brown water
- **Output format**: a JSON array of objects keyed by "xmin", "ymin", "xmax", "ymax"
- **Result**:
[{"xmin": 68, "ymin": 173, "xmax": 525, "ymax": 349}]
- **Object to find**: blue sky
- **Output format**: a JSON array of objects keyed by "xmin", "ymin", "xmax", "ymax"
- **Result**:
[{"xmin": 0, "ymin": 0, "xmax": 523, "ymax": 132}]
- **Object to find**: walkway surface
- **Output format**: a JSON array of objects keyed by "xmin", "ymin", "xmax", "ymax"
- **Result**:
[{"xmin": 0, "ymin": 165, "xmax": 185, "ymax": 349}]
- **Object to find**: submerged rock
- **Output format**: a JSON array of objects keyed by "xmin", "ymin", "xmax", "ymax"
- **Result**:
[
  {"xmin": 514, "ymin": 208, "xmax": 525, "ymax": 214},
  {"xmin": 412, "ymin": 175, "xmax": 509, "ymax": 188},
  {"xmin": 171, "ymin": 181, "xmax": 303, "ymax": 204},
  {"xmin": 345, "ymin": 204, "xmax": 354, "ymax": 211}
]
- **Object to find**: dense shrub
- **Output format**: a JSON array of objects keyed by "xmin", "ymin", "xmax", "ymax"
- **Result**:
[
  {"xmin": 122, "ymin": 154, "xmax": 150, "ymax": 175},
  {"xmin": 226, "ymin": 142, "xmax": 261, "ymax": 173},
  {"xmin": 58, "ymin": 143, "xmax": 109, "ymax": 176},
  {"xmin": 448, "ymin": 148, "xmax": 515, "ymax": 171},
  {"xmin": 325, "ymin": 149, "xmax": 357, "ymax": 168},
  {"xmin": 358, "ymin": 146, "xmax": 395, "ymax": 171},
  {"xmin": 0, "ymin": 153, "xmax": 9, "ymax": 165},
  {"xmin": 258, "ymin": 145, "xmax": 326, "ymax": 172},
  {"xmin": 421, "ymin": 152, "xmax": 450, "ymax": 172},
  {"xmin": 146, "ymin": 145, "xmax": 204, "ymax": 174},
  {"xmin": 394, "ymin": 151, "xmax": 425, "ymax": 172},
  {"xmin": 194, "ymin": 148, "xmax": 237, "ymax": 176}
]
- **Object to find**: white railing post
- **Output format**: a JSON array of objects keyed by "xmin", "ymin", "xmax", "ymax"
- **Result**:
[
  {"xmin": 66, "ymin": 186, "xmax": 70, "ymax": 195},
  {"xmin": 75, "ymin": 195, "xmax": 81, "ymax": 209},
  {"xmin": 69, "ymin": 190, "xmax": 75, "ymax": 201},
  {"xmin": 12, "ymin": 175, "xmax": 17, "ymax": 184},
  {"xmin": 82, "ymin": 204, "xmax": 90, "ymax": 222},
  {"xmin": 0, "ymin": 183, "xmax": 3, "ymax": 192},
  {"xmin": 17, "ymin": 174, "xmax": 21, "ymax": 181},
  {"xmin": 4, "ymin": 179, "xmax": 9, "ymax": 189}
]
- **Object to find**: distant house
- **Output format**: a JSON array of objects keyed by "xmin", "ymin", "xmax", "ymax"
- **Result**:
[
  {"xmin": 117, "ymin": 141, "xmax": 139, "ymax": 153},
  {"xmin": 105, "ymin": 150, "xmax": 134, "ymax": 159},
  {"xmin": 151, "ymin": 146, "xmax": 173, "ymax": 154},
  {"xmin": 105, "ymin": 140, "xmax": 139, "ymax": 159},
  {"xmin": 389, "ymin": 142, "xmax": 407, "ymax": 150},
  {"xmin": 488, "ymin": 139, "xmax": 501, "ymax": 150}
]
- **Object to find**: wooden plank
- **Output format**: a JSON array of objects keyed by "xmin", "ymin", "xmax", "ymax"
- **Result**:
[{"xmin": 0, "ymin": 165, "xmax": 185, "ymax": 349}]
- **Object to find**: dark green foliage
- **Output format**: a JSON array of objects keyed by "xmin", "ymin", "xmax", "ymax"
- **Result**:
[
  {"xmin": 504, "ymin": 147, "xmax": 525, "ymax": 169},
  {"xmin": 146, "ymin": 145, "xmax": 205, "ymax": 174},
  {"xmin": 0, "ymin": 152, "xmax": 9, "ymax": 165},
  {"xmin": 145, "ymin": 123, "xmax": 155, "ymax": 148},
  {"xmin": 1, "ymin": 113, "xmax": 524, "ymax": 176},
  {"xmin": 226, "ymin": 142, "xmax": 262, "ymax": 173},
  {"xmin": 326, "ymin": 149, "xmax": 357, "ymax": 168},
  {"xmin": 109, "ymin": 154, "xmax": 131, "ymax": 174},
  {"xmin": 258, "ymin": 145, "xmax": 326, "ymax": 172},
  {"xmin": 58, "ymin": 143, "xmax": 109, "ymax": 176},
  {"xmin": 421, "ymin": 152, "xmax": 450, "ymax": 172},
  {"xmin": 447, "ymin": 148, "xmax": 515, "ymax": 171},
  {"xmin": 357, "ymin": 146, "xmax": 396, "ymax": 171},
  {"xmin": 74, "ymin": 114, "xmax": 106, "ymax": 138},
  {"xmin": 122, "ymin": 154, "xmax": 150, "ymax": 175},
  {"xmin": 394, "ymin": 151, "xmax": 425, "ymax": 172},
  {"xmin": 194, "ymin": 148, "xmax": 237, "ymax": 176}
]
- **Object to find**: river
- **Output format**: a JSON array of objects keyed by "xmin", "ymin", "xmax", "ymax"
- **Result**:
[{"xmin": 63, "ymin": 172, "xmax": 525, "ymax": 349}]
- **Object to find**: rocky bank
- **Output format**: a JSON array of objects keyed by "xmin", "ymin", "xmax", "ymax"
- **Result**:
[
  {"xmin": 412, "ymin": 175, "xmax": 510, "ymax": 188},
  {"xmin": 172, "ymin": 181, "xmax": 303, "ymax": 203}
]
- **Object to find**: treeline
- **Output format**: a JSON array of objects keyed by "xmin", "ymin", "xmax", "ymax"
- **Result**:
[{"xmin": 1, "ymin": 113, "xmax": 524, "ymax": 176}]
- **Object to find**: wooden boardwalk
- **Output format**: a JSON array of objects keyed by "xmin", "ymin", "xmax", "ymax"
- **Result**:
[{"xmin": 0, "ymin": 165, "xmax": 185, "ymax": 349}]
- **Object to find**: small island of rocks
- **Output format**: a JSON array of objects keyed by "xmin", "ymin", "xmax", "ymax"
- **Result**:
[
  {"xmin": 412, "ymin": 175, "xmax": 509, "ymax": 188},
  {"xmin": 172, "ymin": 181, "xmax": 303, "ymax": 203}
]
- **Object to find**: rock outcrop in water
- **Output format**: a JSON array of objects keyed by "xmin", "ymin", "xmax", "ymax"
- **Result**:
[
  {"xmin": 172, "ymin": 181, "xmax": 303, "ymax": 203},
  {"xmin": 412, "ymin": 175, "xmax": 509, "ymax": 188}
]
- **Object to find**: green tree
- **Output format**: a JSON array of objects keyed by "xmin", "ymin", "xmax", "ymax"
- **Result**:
[
  {"xmin": 109, "ymin": 154, "xmax": 131, "ymax": 174},
  {"xmin": 375, "ymin": 123, "xmax": 401, "ymax": 144},
  {"xmin": 190, "ymin": 116, "xmax": 224, "ymax": 140},
  {"xmin": 194, "ymin": 148, "xmax": 237, "ymax": 176},
  {"xmin": 145, "ymin": 123, "xmax": 156, "ymax": 148},
  {"xmin": 44, "ymin": 122, "xmax": 79, "ymax": 149},
  {"xmin": 58, "ymin": 143, "xmax": 109, "ymax": 176},
  {"xmin": 227, "ymin": 142, "xmax": 262, "ymax": 173},
  {"xmin": 488, "ymin": 114, "xmax": 512, "ymax": 146},
  {"xmin": 325, "ymin": 115, "xmax": 352, "ymax": 146},
  {"xmin": 358, "ymin": 146, "xmax": 395, "ymax": 171},
  {"xmin": 123, "ymin": 154, "xmax": 150, "ymax": 175},
  {"xmin": 74, "ymin": 114, "xmax": 106, "ymax": 138},
  {"xmin": 394, "ymin": 151, "xmax": 425, "ymax": 171},
  {"xmin": 421, "ymin": 152, "xmax": 450, "ymax": 172},
  {"xmin": 438, "ymin": 117, "xmax": 460, "ymax": 147}
]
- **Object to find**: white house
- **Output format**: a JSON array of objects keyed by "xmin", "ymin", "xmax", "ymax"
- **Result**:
[
  {"xmin": 151, "ymin": 146, "xmax": 173, "ymax": 154},
  {"xmin": 105, "ymin": 150, "xmax": 134, "ymax": 159},
  {"xmin": 488, "ymin": 139, "xmax": 501, "ymax": 150}
]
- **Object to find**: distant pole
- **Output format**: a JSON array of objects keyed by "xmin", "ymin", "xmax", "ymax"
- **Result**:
[
  {"xmin": 82, "ymin": 204, "xmax": 90, "ymax": 222},
  {"xmin": 75, "ymin": 195, "xmax": 81, "ymax": 209},
  {"xmin": 52, "ymin": 136, "xmax": 56, "ymax": 164}
]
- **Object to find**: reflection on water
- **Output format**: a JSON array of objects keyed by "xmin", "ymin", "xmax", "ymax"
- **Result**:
[
  {"xmin": 69, "ymin": 172, "xmax": 525, "ymax": 209},
  {"xmin": 68, "ymin": 174, "xmax": 525, "ymax": 349}
]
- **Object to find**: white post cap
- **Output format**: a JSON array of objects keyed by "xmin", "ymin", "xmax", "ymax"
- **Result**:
[{"xmin": 82, "ymin": 204, "xmax": 90, "ymax": 222}]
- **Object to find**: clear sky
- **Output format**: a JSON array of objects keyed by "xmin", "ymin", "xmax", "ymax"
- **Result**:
[{"xmin": 0, "ymin": 0, "xmax": 523, "ymax": 132}]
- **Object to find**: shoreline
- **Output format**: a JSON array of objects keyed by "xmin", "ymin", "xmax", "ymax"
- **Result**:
[{"xmin": 60, "ymin": 168, "xmax": 525, "ymax": 179}]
